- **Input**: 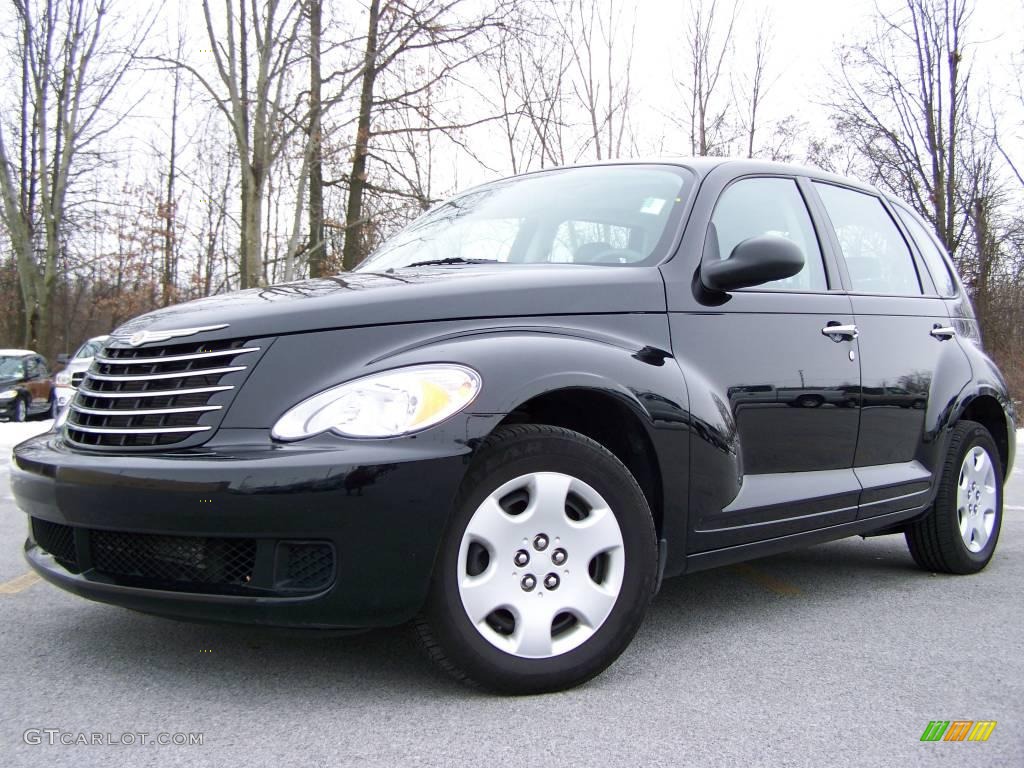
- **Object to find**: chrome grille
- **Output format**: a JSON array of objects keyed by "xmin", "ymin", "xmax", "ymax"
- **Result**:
[{"xmin": 64, "ymin": 338, "xmax": 258, "ymax": 449}]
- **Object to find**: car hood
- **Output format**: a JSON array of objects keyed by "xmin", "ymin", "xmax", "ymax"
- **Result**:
[
  {"xmin": 0, "ymin": 376, "xmax": 20, "ymax": 390},
  {"xmin": 109, "ymin": 265, "xmax": 667, "ymax": 343}
]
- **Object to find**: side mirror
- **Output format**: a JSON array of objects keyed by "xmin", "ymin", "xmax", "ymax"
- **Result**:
[
  {"xmin": 56, "ymin": 353, "xmax": 70, "ymax": 365},
  {"xmin": 701, "ymin": 234, "xmax": 805, "ymax": 293}
]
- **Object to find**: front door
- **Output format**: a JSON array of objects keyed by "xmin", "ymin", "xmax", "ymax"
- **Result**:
[{"xmin": 668, "ymin": 174, "xmax": 862, "ymax": 551}]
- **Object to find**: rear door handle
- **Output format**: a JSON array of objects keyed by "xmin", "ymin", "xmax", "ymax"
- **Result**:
[
  {"xmin": 930, "ymin": 325, "xmax": 956, "ymax": 340},
  {"xmin": 822, "ymin": 323, "xmax": 859, "ymax": 341}
]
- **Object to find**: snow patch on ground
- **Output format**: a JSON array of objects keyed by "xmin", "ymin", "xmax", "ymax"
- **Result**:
[
  {"xmin": 1016, "ymin": 429, "xmax": 1023, "ymax": 476},
  {"xmin": 0, "ymin": 420, "xmax": 52, "ymax": 503}
]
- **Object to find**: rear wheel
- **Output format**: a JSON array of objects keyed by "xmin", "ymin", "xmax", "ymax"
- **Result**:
[
  {"xmin": 417, "ymin": 424, "xmax": 658, "ymax": 694},
  {"xmin": 905, "ymin": 420, "xmax": 1003, "ymax": 574}
]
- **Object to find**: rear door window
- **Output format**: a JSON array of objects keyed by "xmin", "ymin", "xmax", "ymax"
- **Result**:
[{"xmin": 813, "ymin": 183, "xmax": 922, "ymax": 295}]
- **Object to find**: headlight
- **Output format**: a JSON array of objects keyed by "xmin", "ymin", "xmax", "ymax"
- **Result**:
[
  {"xmin": 272, "ymin": 364, "xmax": 481, "ymax": 441},
  {"xmin": 55, "ymin": 371, "xmax": 72, "ymax": 387},
  {"xmin": 54, "ymin": 402, "xmax": 71, "ymax": 430},
  {"xmin": 0, "ymin": 389, "xmax": 17, "ymax": 399}
]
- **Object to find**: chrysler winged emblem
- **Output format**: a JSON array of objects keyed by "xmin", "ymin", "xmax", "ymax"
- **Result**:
[{"xmin": 126, "ymin": 324, "xmax": 229, "ymax": 347}]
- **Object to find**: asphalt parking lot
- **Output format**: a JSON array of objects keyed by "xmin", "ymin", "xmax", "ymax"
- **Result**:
[{"xmin": 1, "ymin": 421, "xmax": 1021, "ymax": 767}]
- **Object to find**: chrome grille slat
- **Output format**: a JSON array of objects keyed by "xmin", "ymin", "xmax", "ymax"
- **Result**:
[
  {"xmin": 78, "ymin": 384, "xmax": 234, "ymax": 399},
  {"xmin": 87, "ymin": 366, "xmax": 247, "ymax": 382},
  {"xmin": 64, "ymin": 336, "xmax": 256, "ymax": 450},
  {"xmin": 94, "ymin": 347, "xmax": 260, "ymax": 365},
  {"xmin": 68, "ymin": 424, "xmax": 212, "ymax": 435},
  {"xmin": 71, "ymin": 403, "xmax": 222, "ymax": 417}
]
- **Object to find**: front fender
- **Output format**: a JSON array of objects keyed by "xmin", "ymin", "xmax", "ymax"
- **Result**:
[{"xmin": 225, "ymin": 315, "xmax": 693, "ymax": 572}]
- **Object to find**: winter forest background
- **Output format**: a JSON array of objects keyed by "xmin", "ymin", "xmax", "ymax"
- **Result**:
[{"xmin": 0, "ymin": 0, "xmax": 1022, "ymax": 399}]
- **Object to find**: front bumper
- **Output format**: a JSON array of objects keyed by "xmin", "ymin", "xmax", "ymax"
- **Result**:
[{"xmin": 12, "ymin": 431, "xmax": 469, "ymax": 628}]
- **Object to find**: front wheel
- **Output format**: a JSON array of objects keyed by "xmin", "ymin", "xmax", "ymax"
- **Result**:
[
  {"xmin": 417, "ymin": 424, "xmax": 658, "ymax": 694},
  {"xmin": 12, "ymin": 397, "xmax": 27, "ymax": 423},
  {"xmin": 905, "ymin": 420, "xmax": 1003, "ymax": 574}
]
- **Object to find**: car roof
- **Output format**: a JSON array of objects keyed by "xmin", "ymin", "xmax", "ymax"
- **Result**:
[
  {"xmin": 0, "ymin": 349, "xmax": 35, "ymax": 357},
  {"xmin": 496, "ymin": 156, "xmax": 881, "ymax": 197}
]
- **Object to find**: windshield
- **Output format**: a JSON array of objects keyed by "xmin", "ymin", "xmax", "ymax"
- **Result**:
[
  {"xmin": 356, "ymin": 165, "xmax": 693, "ymax": 272},
  {"xmin": 0, "ymin": 356, "xmax": 25, "ymax": 378},
  {"xmin": 74, "ymin": 339, "xmax": 105, "ymax": 360}
]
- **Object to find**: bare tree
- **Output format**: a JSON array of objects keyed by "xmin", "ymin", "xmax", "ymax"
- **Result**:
[
  {"xmin": 487, "ymin": 1, "xmax": 576, "ymax": 173},
  {"xmin": 736, "ymin": 8, "xmax": 772, "ymax": 158},
  {"xmin": 339, "ymin": 0, "xmax": 512, "ymax": 270},
  {"xmin": 828, "ymin": 0, "xmax": 973, "ymax": 257},
  {"xmin": 161, "ymin": 29, "xmax": 185, "ymax": 306},
  {"xmin": 0, "ymin": 0, "xmax": 146, "ymax": 354},
  {"xmin": 676, "ymin": 0, "xmax": 738, "ymax": 156},
  {"xmin": 306, "ymin": 0, "xmax": 326, "ymax": 277},
  {"xmin": 164, "ymin": 0, "xmax": 305, "ymax": 289},
  {"xmin": 556, "ymin": 0, "xmax": 636, "ymax": 162}
]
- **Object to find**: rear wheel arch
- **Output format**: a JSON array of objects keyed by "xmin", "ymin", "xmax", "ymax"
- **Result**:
[{"xmin": 955, "ymin": 393, "xmax": 1011, "ymax": 474}]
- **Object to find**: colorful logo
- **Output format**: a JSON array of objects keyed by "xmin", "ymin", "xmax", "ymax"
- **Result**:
[{"xmin": 920, "ymin": 721, "xmax": 997, "ymax": 742}]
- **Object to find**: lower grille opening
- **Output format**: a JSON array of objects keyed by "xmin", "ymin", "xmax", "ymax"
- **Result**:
[
  {"xmin": 274, "ymin": 542, "xmax": 335, "ymax": 591},
  {"xmin": 28, "ymin": 518, "xmax": 336, "ymax": 597},
  {"xmin": 31, "ymin": 518, "xmax": 80, "ymax": 573},
  {"xmin": 91, "ymin": 531, "xmax": 257, "ymax": 593}
]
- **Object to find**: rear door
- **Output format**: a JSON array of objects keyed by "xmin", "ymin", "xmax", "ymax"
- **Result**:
[
  {"xmin": 668, "ymin": 173, "xmax": 863, "ymax": 551},
  {"xmin": 810, "ymin": 182, "xmax": 971, "ymax": 519},
  {"xmin": 25, "ymin": 356, "xmax": 49, "ymax": 409}
]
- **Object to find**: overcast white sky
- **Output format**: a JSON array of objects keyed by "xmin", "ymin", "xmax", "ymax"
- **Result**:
[{"xmin": 597, "ymin": 0, "xmax": 1023, "ymax": 164}]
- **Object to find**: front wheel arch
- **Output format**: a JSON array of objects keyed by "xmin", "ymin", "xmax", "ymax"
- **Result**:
[{"xmin": 496, "ymin": 387, "xmax": 664, "ymax": 540}]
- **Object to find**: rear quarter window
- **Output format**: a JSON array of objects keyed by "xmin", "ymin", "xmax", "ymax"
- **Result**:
[{"xmin": 892, "ymin": 206, "xmax": 957, "ymax": 297}]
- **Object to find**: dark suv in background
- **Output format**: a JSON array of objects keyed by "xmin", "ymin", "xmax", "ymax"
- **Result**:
[
  {"xmin": 11, "ymin": 159, "xmax": 1015, "ymax": 694},
  {"xmin": 0, "ymin": 349, "xmax": 56, "ymax": 422}
]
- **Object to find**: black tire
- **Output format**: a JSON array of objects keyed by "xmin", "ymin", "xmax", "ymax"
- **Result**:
[
  {"xmin": 48, "ymin": 395, "xmax": 58, "ymax": 420},
  {"xmin": 416, "ymin": 424, "xmax": 658, "ymax": 694},
  {"xmin": 905, "ymin": 420, "xmax": 1003, "ymax": 574},
  {"xmin": 12, "ymin": 396, "xmax": 27, "ymax": 423}
]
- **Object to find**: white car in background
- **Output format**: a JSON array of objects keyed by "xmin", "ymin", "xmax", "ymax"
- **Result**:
[{"xmin": 54, "ymin": 335, "xmax": 109, "ymax": 408}]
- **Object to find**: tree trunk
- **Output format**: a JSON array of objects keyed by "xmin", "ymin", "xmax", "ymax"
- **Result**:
[
  {"xmin": 163, "ymin": 60, "xmax": 180, "ymax": 305},
  {"xmin": 306, "ymin": 0, "xmax": 325, "ymax": 277},
  {"xmin": 240, "ymin": 168, "xmax": 264, "ymax": 288},
  {"xmin": 341, "ymin": 0, "xmax": 380, "ymax": 271}
]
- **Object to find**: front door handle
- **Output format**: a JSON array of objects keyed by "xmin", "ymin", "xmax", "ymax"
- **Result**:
[
  {"xmin": 930, "ymin": 325, "xmax": 956, "ymax": 340},
  {"xmin": 822, "ymin": 323, "xmax": 859, "ymax": 341}
]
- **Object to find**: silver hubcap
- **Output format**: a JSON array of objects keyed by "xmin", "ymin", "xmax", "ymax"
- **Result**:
[
  {"xmin": 457, "ymin": 472, "xmax": 625, "ymax": 659},
  {"xmin": 957, "ymin": 446, "xmax": 997, "ymax": 553}
]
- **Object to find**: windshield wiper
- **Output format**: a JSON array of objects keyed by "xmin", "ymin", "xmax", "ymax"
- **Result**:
[{"xmin": 402, "ymin": 257, "xmax": 498, "ymax": 268}]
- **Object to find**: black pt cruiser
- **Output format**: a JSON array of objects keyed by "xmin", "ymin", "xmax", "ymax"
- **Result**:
[{"xmin": 12, "ymin": 159, "xmax": 1015, "ymax": 694}]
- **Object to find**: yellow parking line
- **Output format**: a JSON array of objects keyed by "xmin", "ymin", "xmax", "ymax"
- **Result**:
[
  {"xmin": 729, "ymin": 563, "xmax": 802, "ymax": 596},
  {"xmin": 0, "ymin": 572, "xmax": 41, "ymax": 594}
]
